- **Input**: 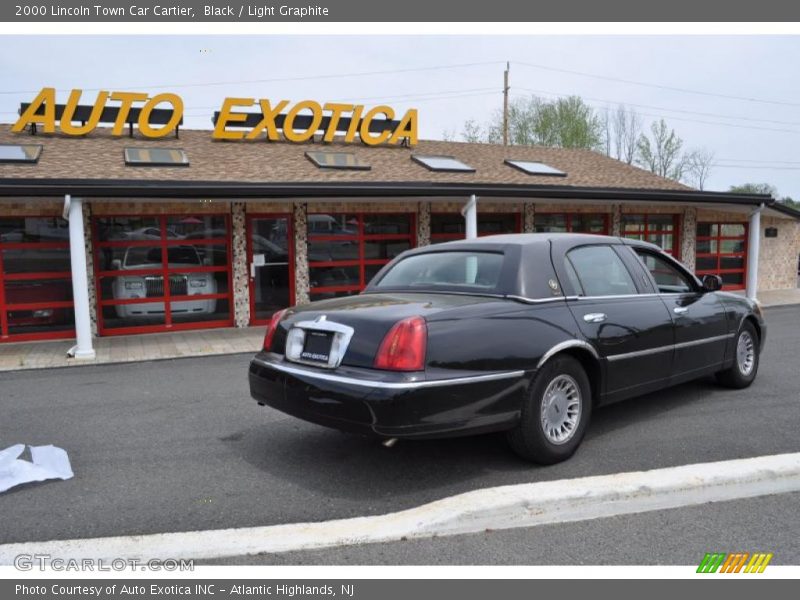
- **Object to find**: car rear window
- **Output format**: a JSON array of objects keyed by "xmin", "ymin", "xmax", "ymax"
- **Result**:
[{"xmin": 373, "ymin": 251, "xmax": 504, "ymax": 291}]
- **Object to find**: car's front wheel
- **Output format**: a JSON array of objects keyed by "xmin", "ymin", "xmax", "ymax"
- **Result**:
[
  {"xmin": 715, "ymin": 321, "xmax": 760, "ymax": 388},
  {"xmin": 507, "ymin": 355, "xmax": 592, "ymax": 464}
]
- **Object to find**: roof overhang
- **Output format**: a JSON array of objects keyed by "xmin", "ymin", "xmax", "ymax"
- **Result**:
[{"xmin": 0, "ymin": 178, "xmax": 795, "ymax": 219}]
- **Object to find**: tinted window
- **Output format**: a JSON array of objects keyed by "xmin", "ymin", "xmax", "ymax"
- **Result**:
[
  {"xmin": 635, "ymin": 250, "xmax": 693, "ymax": 294},
  {"xmin": 374, "ymin": 252, "xmax": 503, "ymax": 291},
  {"xmin": 566, "ymin": 246, "xmax": 637, "ymax": 297}
]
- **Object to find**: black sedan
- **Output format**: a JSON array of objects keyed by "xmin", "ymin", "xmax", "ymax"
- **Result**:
[{"xmin": 249, "ymin": 233, "xmax": 766, "ymax": 464}]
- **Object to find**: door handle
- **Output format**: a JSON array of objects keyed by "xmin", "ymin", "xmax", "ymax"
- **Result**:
[
  {"xmin": 583, "ymin": 313, "xmax": 607, "ymax": 323},
  {"xmin": 674, "ymin": 307, "xmax": 688, "ymax": 315}
]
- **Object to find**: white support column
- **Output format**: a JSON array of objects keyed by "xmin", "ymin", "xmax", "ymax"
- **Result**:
[
  {"xmin": 462, "ymin": 194, "xmax": 478, "ymax": 239},
  {"xmin": 66, "ymin": 196, "xmax": 96, "ymax": 359},
  {"xmin": 746, "ymin": 204, "xmax": 763, "ymax": 301}
]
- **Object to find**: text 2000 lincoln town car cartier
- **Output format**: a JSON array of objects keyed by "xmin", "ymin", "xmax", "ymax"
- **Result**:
[{"xmin": 249, "ymin": 233, "xmax": 765, "ymax": 464}]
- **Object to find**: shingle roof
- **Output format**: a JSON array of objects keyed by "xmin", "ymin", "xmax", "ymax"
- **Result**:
[{"xmin": 0, "ymin": 124, "xmax": 690, "ymax": 191}]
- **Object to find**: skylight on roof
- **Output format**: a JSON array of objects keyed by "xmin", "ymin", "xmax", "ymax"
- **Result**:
[
  {"xmin": 124, "ymin": 147, "xmax": 189, "ymax": 166},
  {"xmin": 0, "ymin": 144, "xmax": 42, "ymax": 164},
  {"xmin": 305, "ymin": 151, "xmax": 370, "ymax": 170},
  {"xmin": 505, "ymin": 159, "xmax": 566, "ymax": 177},
  {"xmin": 411, "ymin": 155, "xmax": 475, "ymax": 173}
]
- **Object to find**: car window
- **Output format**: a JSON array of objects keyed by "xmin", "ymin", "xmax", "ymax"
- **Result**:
[
  {"xmin": 566, "ymin": 245, "xmax": 638, "ymax": 297},
  {"xmin": 634, "ymin": 250, "xmax": 694, "ymax": 294},
  {"xmin": 563, "ymin": 257, "xmax": 584, "ymax": 296},
  {"xmin": 374, "ymin": 251, "xmax": 504, "ymax": 291}
]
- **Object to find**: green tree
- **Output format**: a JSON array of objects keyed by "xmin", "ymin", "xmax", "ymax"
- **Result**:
[
  {"xmin": 462, "ymin": 95, "xmax": 604, "ymax": 150},
  {"xmin": 729, "ymin": 183, "xmax": 800, "ymax": 209},
  {"xmin": 729, "ymin": 183, "xmax": 779, "ymax": 197},
  {"xmin": 635, "ymin": 119, "xmax": 687, "ymax": 180}
]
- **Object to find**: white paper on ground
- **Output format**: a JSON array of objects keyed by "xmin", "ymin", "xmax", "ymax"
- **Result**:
[{"xmin": 0, "ymin": 444, "xmax": 74, "ymax": 494}]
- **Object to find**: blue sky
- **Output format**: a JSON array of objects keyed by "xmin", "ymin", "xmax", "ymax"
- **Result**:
[{"xmin": 2, "ymin": 35, "xmax": 799, "ymax": 197}]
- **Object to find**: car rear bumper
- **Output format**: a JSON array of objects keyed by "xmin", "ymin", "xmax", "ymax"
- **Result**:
[{"xmin": 248, "ymin": 352, "xmax": 528, "ymax": 439}]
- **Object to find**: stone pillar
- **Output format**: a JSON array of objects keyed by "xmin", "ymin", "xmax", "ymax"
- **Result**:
[
  {"xmin": 231, "ymin": 201, "xmax": 250, "ymax": 327},
  {"xmin": 81, "ymin": 201, "xmax": 98, "ymax": 337},
  {"xmin": 523, "ymin": 202, "xmax": 536, "ymax": 233},
  {"xmin": 417, "ymin": 201, "xmax": 431, "ymax": 246},
  {"xmin": 680, "ymin": 207, "xmax": 697, "ymax": 271},
  {"xmin": 293, "ymin": 202, "xmax": 310, "ymax": 305},
  {"xmin": 611, "ymin": 204, "xmax": 622, "ymax": 236}
]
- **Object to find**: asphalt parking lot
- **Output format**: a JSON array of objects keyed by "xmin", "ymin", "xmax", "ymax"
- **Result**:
[
  {"xmin": 209, "ymin": 491, "xmax": 800, "ymax": 565},
  {"xmin": 1, "ymin": 305, "xmax": 798, "ymax": 549}
]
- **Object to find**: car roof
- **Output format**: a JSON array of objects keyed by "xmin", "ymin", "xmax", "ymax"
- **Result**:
[{"xmin": 427, "ymin": 232, "xmax": 659, "ymax": 249}]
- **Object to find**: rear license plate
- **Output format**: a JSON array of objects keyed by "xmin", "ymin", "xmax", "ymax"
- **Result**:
[{"xmin": 301, "ymin": 330, "xmax": 334, "ymax": 364}]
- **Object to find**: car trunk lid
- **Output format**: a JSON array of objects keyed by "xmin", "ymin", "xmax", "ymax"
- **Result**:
[{"xmin": 273, "ymin": 292, "xmax": 501, "ymax": 369}]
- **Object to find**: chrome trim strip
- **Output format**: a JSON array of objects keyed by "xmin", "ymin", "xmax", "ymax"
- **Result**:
[
  {"xmin": 605, "ymin": 333, "xmax": 736, "ymax": 362},
  {"xmin": 573, "ymin": 293, "xmax": 663, "ymax": 301},
  {"xmin": 674, "ymin": 333, "xmax": 737, "ymax": 349},
  {"xmin": 570, "ymin": 292, "xmax": 699, "ymax": 301},
  {"xmin": 252, "ymin": 357, "xmax": 526, "ymax": 390},
  {"xmin": 605, "ymin": 345, "xmax": 672, "ymax": 362},
  {"xmin": 505, "ymin": 295, "xmax": 567, "ymax": 305},
  {"xmin": 536, "ymin": 340, "xmax": 600, "ymax": 370}
]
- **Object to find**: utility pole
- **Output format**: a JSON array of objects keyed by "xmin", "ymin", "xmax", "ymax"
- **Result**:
[{"xmin": 503, "ymin": 61, "xmax": 510, "ymax": 147}]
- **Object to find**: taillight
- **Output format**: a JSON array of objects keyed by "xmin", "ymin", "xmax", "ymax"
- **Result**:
[
  {"xmin": 263, "ymin": 309, "xmax": 288, "ymax": 352},
  {"xmin": 374, "ymin": 316, "xmax": 427, "ymax": 371}
]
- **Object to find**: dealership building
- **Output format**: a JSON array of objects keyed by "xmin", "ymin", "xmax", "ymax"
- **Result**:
[{"xmin": 1, "ymin": 99, "xmax": 799, "ymax": 355}]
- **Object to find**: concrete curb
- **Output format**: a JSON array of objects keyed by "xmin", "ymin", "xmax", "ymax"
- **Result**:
[{"xmin": 2, "ymin": 452, "xmax": 800, "ymax": 563}]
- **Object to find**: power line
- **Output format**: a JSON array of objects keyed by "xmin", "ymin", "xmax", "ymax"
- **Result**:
[
  {"xmin": 716, "ymin": 157, "xmax": 800, "ymax": 165},
  {"xmin": 509, "ymin": 91, "xmax": 800, "ymax": 135},
  {"xmin": 180, "ymin": 87, "xmax": 500, "ymax": 112},
  {"xmin": 711, "ymin": 164, "xmax": 800, "ymax": 170},
  {"xmin": 0, "ymin": 61, "xmax": 505, "ymax": 96},
  {"xmin": 513, "ymin": 60, "xmax": 800, "ymax": 108},
  {"xmin": 515, "ymin": 86, "xmax": 800, "ymax": 128}
]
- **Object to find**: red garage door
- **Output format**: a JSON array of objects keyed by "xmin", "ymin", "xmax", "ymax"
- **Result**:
[
  {"xmin": 535, "ymin": 213, "xmax": 609, "ymax": 234},
  {"xmin": 92, "ymin": 214, "xmax": 233, "ymax": 336},
  {"xmin": 430, "ymin": 212, "xmax": 521, "ymax": 243},
  {"xmin": 0, "ymin": 216, "xmax": 74, "ymax": 342},
  {"xmin": 307, "ymin": 213, "xmax": 415, "ymax": 301},
  {"xmin": 695, "ymin": 222, "xmax": 748, "ymax": 290},
  {"xmin": 622, "ymin": 213, "xmax": 680, "ymax": 257}
]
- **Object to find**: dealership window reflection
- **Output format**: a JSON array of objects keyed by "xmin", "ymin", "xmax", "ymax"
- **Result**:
[{"xmin": 93, "ymin": 215, "xmax": 232, "ymax": 332}]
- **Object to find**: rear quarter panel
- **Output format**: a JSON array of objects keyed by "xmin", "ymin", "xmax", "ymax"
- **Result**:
[{"xmin": 425, "ymin": 300, "xmax": 581, "ymax": 372}]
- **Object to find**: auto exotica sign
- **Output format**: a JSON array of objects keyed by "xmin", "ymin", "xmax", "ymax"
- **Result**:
[{"xmin": 12, "ymin": 87, "xmax": 418, "ymax": 146}]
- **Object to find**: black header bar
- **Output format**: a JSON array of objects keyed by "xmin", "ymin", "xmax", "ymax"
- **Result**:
[{"xmin": 2, "ymin": 1, "xmax": 800, "ymax": 22}]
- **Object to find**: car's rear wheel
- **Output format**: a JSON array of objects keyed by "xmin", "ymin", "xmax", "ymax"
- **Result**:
[
  {"xmin": 715, "ymin": 321, "xmax": 760, "ymax": 388},
  {"xmin": 507, "ymin": 355, "xmax": 592, "ymax": 464}
]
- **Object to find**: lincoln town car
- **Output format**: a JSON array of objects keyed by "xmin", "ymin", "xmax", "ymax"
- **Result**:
[{"xmin": 249, "ymin": 233, "xmax": 766, "ymax": 464}]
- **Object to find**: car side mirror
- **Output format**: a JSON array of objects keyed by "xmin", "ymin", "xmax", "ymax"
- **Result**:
[
  {"xmin": 701, "ymin": 274, "xmax": 723, "ymax": 292},
  {"xmin": 203, "ymin": 258, "xmax": 212, "ymax": 266},
  {"xmin": 111, "ymin": 259, "xmax": 122, "ymax": 270}
]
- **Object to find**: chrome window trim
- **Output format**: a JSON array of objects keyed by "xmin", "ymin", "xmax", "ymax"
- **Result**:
[
  {"xmin": 605, "ymin": 333, "xmax": 736, "ymax": 362},
  {"xmin": 252, "ymin": 357, "xmax": 525, "ymax": 390},
  {"xmin": 536, "ymin": 340, "xmax": 600, "ymax": 370},
  {"xmin": 505, "ymin": 295, "xmax": 567, "ymax": 305},
  {"xmin": 569, "ymin": 292, "xmax": 700, "ymax": 301}
]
